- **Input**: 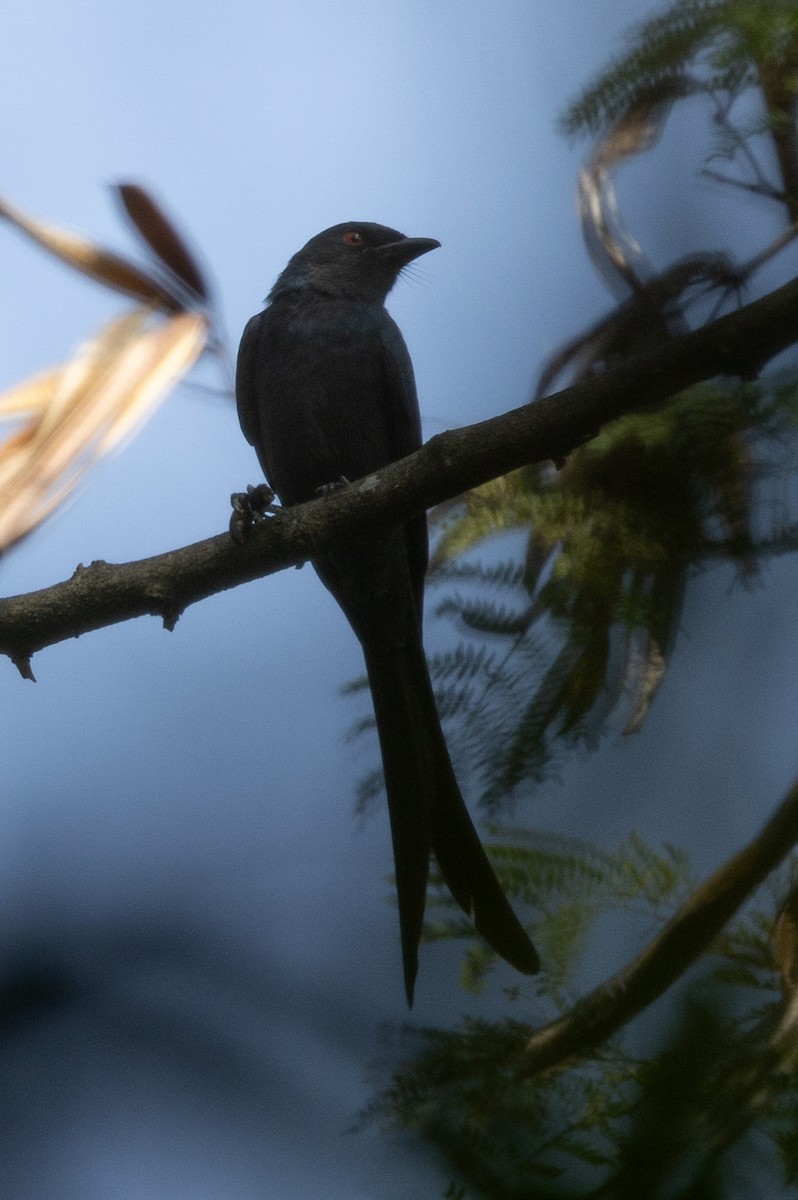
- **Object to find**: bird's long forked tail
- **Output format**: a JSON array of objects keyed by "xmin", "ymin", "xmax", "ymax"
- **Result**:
[{"xmin": 363, "ymin": 629, "xmax": 540, "ymax": 1005}]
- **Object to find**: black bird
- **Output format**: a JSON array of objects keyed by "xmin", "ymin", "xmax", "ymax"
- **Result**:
[{"xmin": 236, "ymin": 222, "xmax": 539, "ymax": 1004}]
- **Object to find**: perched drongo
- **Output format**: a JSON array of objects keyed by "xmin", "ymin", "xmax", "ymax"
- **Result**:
[{"xmin": 236, "ymin": 222, "xmax": 539, "ymax": 1004}]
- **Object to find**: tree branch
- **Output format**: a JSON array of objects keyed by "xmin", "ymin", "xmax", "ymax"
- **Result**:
[
  {"xmin": 700, "ymin": 167, "xmax": 787, "ymax": 204},
  {"xmin": 518, "ymin": 772, "xmax": 798, "ymax": 1078},
  {"xmin": 3, "ymin": 271, "xmax": 798, "ymax": 675}
]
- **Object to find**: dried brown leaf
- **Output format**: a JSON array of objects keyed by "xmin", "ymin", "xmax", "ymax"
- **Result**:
[
  {"xmin": 116, "ymin": 183, "xmax": 210, "ymax": 301},
  {"xmin": 0, "ymin": 195, "xmax": 181, "ymax": 312}
]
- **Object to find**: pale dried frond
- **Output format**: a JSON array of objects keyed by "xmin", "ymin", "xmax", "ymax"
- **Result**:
[{"xmin": 0, "ymin": 309, "xmax": 208, "ymax": 551}]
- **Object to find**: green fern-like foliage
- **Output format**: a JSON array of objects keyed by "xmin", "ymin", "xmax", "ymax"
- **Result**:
[
  {"xmin": 355, "ymin": 6, "xmax": 798, "ymax": 1194},
  {"xmin": 349, "ymin": 3, "xmax": 798, "ymax": 822},
  {"xmin": 563, "ymin": 0, "xmax": 798, "ymax": 225},
  {"xmin": 365, "ymin": 839, "xmax": 798, "ymax": 1199},
  {"xmin": 561, "ymin": 0, "xmax": 798, "ymax": 139},
  {"xmin": 343, "ymin": 1, "xmax": 798, "ymax": 811},
  {"xmin": 430, "ymin": 380, "xmax": 798, "ymax": 805},
  {"xmin": 421, "ymin": 0, "xmax": 798, "ymax": 803},
  {"xmin": 425, "ymin": 827, "xmax": 693, "ymax": 994}
]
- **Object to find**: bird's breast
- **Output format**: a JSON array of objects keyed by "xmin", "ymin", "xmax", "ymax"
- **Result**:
[{"xmin": 252, "ymin": 300, "xmax": 397, "ymax": 505}]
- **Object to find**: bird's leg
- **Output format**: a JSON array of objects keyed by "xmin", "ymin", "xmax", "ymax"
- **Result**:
[{"xmin": 229, "ymin": 482, "xmax": 276, "ymax": 543}]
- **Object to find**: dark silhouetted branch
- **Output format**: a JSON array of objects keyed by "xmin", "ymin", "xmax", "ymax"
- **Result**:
[
  {"xmin": 3, "ymin": 271, "xmax": 798, "ymax": 675},
  {"xmin": 519, "ymin": 772, "xmax": 798, "ymax": 1078}
]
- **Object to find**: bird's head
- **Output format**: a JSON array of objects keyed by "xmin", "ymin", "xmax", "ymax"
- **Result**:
[{"xmin": 268, "ymin": 222, "xmax": 440, "ymax": 304}]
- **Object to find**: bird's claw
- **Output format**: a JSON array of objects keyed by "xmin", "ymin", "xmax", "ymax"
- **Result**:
[
  {"xmin": 229, "ymin": 483, "xmax": 276, "ymax": 543},
  {"xmin": 315, "ymin": 476, "xmax": 350, "ymax": 498}
]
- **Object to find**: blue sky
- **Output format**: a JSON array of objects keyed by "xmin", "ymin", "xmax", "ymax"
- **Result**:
[{"xmin": 2, "ymin": 2, "xmax": 798, "ymax": 1196}]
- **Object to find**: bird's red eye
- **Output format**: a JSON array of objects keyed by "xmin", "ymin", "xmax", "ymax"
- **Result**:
[{"xmin": 343, "ymin": 230, "xmax": 364, "ymax": 246}]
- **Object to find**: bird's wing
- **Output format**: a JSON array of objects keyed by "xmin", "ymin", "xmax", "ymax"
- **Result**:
[
  {"xmin": 235, "ymin": 311, "xmax": 268, "ymax": 455},
  {"xmin": 377, "ymin": 314, "xmax": 429, "ymax": 618}
]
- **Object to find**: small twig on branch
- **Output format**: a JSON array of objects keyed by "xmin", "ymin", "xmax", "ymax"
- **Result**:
[
  {"xmin": 706, "ymin": 88, "xmax": 778, "ymax": 199},
  {"xmin": 518, "ymin": 772, "xmax": 798, "ymax": 1078},
  {"xmin": 700, "ymin": 168, "xmax": 786, "ymax": 204},
  {"xmin": 702, "ymin": 523, "xmax": 798, "ymax": 562},
  {"xmin": 739, "ymin": 222, "xmax": 798, "ymax": 281},
  {"xmin": 3, "ymin": 271, "xmax": 798, "ymax": 675}
]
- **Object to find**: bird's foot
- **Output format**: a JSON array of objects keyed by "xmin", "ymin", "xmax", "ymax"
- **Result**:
[
  {"xmin": 229, "ymin": 483, "xmax": 276, "ymax": 543},
  {"xmin": 315, "ymin": 476, "xmax": 350, "ymax": 498}
]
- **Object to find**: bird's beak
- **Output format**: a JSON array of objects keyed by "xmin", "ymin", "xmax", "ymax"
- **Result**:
[{"xmin": 379, "ymin": 236, "xmax": 441, "ymax": 265}]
